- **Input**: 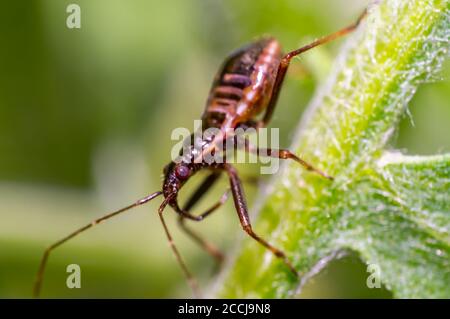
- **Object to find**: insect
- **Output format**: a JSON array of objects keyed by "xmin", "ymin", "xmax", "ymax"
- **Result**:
[{"xmin": 34, "ymin": 9, "xmax": 367, "ymax": 297}]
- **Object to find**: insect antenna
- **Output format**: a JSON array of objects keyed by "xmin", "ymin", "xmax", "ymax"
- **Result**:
[{"xmin": 33, "ymin": 190, "xmax": 163, "ymax": 298}]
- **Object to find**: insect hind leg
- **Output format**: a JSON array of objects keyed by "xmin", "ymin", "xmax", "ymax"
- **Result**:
[{"xmin": 259, "ymin": 9, "xmax": 368, "ymax": 127}]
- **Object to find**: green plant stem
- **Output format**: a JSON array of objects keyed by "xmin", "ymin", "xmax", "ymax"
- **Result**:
[{"xmin": 214, "ymin": 0, "xmax": 449, "ymax": 298}]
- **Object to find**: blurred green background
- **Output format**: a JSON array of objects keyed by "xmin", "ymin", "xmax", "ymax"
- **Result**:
[{"xmin": 0, "ymin": 0, "xmax": 448, "ymax": 298}]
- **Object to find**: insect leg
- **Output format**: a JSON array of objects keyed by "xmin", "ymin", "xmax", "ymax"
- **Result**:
[
  {"xmin": 243, "ymin": 139, "xmax": 333, "ymax": 180},
  {"xmin": 223, "ymin": 163, "xmax": 298, "ymax": 276},
  {"xmin": 178, "ymin": 193, "xmax": 229, "ymax": 263},
  {"xmin": 33, "ymin": 191, "xmax": 163, "ymax": 298},
  {"xmin": 158, "ymin": 197, "xmax": 200, "ymax": 297},
  {"xmin": 177, "ymin": 172, "xmax": 229, "ymax": 263},
  {"xmin": 183, "ymin": 172, "xmax": 221, "ymax": 212},
  {"xmin": 283, "ymin": 8, "xmax": 367, "ymax": 61},
  {"xmin": 260, "ymin": 9, "xmax": 368, "ymax": 127}
]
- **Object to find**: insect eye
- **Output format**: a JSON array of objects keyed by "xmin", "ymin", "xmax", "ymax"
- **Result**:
[{"xmin": 175, "ymin": 165, "xmax": 190, "ymax": 179}]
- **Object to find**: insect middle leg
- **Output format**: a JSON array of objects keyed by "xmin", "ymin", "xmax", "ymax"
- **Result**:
[
  {"xmin": 177, "ymin": 172, "xmax": 230, "ymax": 264},
  {"xmin": 222, "ymin": 163, "xmax": 298, "ymax": 276},
  {"xmin": 259, "ymin": 9, "xmax": 368, "ymax": 127},
  {"xmin": 243, "ymin": 138, "xmax": 333, "ymax": 180}
]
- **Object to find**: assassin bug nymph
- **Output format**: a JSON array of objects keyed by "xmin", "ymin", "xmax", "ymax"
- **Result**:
[{"xmin": 34, "ymin": 9, "xmax": 367, "ymax": 297}]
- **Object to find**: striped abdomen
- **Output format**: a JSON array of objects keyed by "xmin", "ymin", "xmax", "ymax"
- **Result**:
[{"xmin": 202, "ymin": 38, "xmax": 282, "ymax": 129}]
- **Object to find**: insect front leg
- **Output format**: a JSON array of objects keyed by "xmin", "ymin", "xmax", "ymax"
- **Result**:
[
  {"xmin": 177, "ymin": 172, "xmax": 230, "ymax": 264},
  {"xmin": 157, "ymin": 198, "xmax": 200, "ymax": 298},
  {"xmin": 222, "ymin": 163, "xmax": 298, "ymax": 277}
]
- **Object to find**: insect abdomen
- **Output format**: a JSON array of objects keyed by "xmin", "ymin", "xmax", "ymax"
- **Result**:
[{"xmin": 203, "ymin": 38, "xmax": 282, "ymax": 128}]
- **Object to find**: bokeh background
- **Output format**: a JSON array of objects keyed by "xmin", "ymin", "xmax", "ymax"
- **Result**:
[{"xmin": 0, "ymin": 0, "xmax": 448, "ymax": 298}]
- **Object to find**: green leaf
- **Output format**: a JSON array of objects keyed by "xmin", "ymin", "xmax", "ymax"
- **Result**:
[{"xmin": 214, "ymin": 0, "xmax": 450, "ymax": 298}]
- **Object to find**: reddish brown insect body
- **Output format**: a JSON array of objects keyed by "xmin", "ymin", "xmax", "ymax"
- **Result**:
[
  {"xmin": 205, "ymin": 38, "xmax": 281, "ymax": 128},
  {"xmin": 34, "ymin": 10, "xmax": 367, "ymax": 298}
]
